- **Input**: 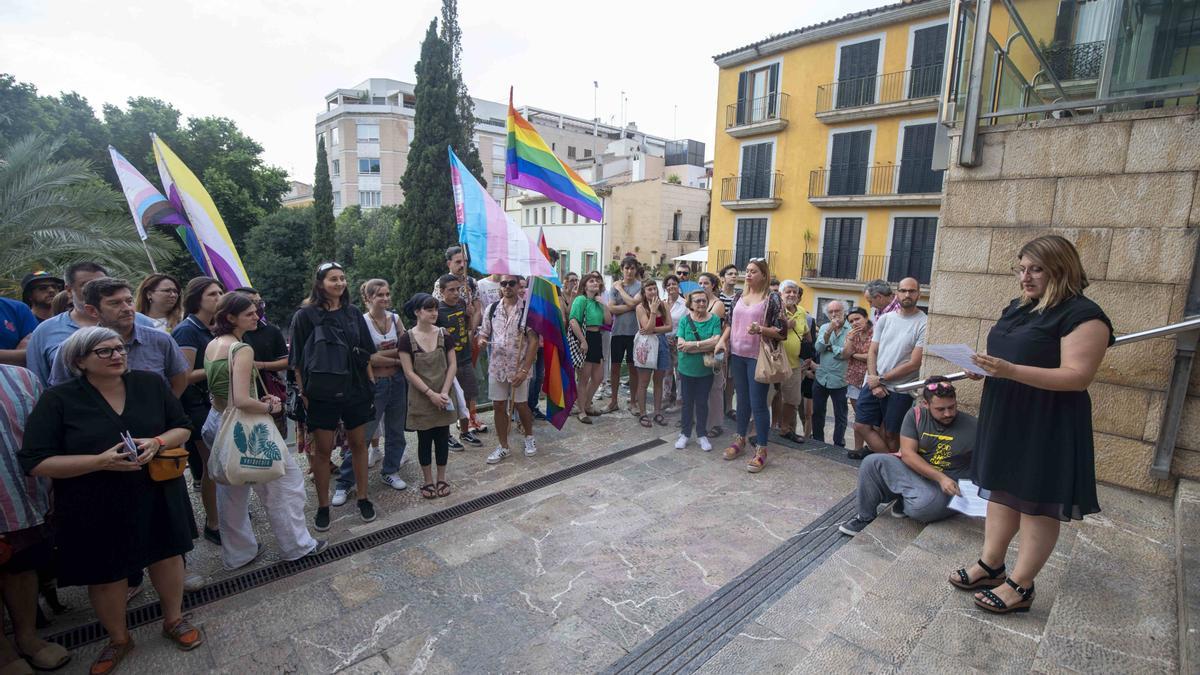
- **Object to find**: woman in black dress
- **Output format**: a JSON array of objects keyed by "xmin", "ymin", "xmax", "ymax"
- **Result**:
[
  {"xmin": 949, "ymin": 235, "xmax": 1113, "ymax": 615},
  {"xmin": 20, "ymin": 327, "xmax": 204, "ymax": 673}
]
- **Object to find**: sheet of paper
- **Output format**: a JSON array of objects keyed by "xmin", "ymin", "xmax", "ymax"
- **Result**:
[
  {"xmin": 948, "ymin": 479, "xmax": 988, "ymax": 518},
  {"xmin": 924, "ymin": 343, "xmax": 988, "ymax": 376}
]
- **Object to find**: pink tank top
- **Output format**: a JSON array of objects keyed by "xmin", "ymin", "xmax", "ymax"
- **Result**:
[{"xmin": 730, "ymin": 296, "xmax": 767, "ymax": 358}]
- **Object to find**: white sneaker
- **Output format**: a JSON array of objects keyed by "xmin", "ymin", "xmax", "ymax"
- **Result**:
[
  {"xmin": 523, "ymin": 436, "xmax": 537, "ymax": 457},
  {"xmin": 331, "ymin": 488, "xmax": 350, "ymax": 506},
  {"xmin": 383, "ymin": 473, "xmax": 407, "ymax": 490},
  {"xmin": 487, "ymin": 446, "xmax": 510, "ymax": 464},
  {"xmin": 675, "ymin": 434, "xmax": 689, "ymax": 450},
  {"xmin": 367, "ymin": 446, "xmax": 381, "ymax": 467},
  {"xmin": 698, "ymin": 437, "xmax": 713, "ymax": 452},
  {"xmin": 184, "ymin": 571, "xmax": 205, "ymax": 592}
]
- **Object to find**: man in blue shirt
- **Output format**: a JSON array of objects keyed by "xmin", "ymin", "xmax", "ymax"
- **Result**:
[
  {"xmin": 0, "ymin": 297, "xmax": 39, "ymax": 366},
  {"xmin": 812, "ymin": 300, "xmax": 850, "ymax": 448},
  {"xmin": 24, "ymin": 262, "xmax": 155, "ymax": 385}
]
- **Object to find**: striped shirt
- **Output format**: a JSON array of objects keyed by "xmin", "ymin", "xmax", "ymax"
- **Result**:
[{"xmin": 0, "ymin": 366, "xmax": 51, "ymax": 533}]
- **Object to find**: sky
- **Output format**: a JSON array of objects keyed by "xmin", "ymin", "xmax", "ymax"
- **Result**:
[{"xmin": 2, "ymin": 0, "xmax": 888, "ymax": 182}]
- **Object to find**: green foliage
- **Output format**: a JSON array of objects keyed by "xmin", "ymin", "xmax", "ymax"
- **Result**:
[
  {"xmin": 310, "ymin": 137, "xmax": 335, "ymax": 268},
  {"xmin": 666, "ymin": 174, "xmax": 682, "ymax": 184},
  {"xmin": 243, "ymin": 206, "xmax": 313, "ymax": 325},
  {"xmin": 0, "ymin": 134, "xmax": 173, "ymax": 297},
  {"xmin": 605, "ymin": 260, "xmax": 621, "ymax": 277},
  {"xmin": 394, "ymin": 20, "xmax": 460, "ymax": 302},
  {"xmin": 334, "ymin": 205, "xmax": 401, "ymax": 291}
]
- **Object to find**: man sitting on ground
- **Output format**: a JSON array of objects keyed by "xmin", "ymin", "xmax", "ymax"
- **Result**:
[{"xmin": 839, "ymin": 376, "xmax": 975, "ymax": 536}]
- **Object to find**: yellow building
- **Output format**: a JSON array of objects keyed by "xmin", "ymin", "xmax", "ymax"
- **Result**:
[{"xmin": 709, "ymin": 0, "xmax": 951, "ymax": 321}]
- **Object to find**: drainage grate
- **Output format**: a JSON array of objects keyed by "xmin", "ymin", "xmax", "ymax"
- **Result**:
[
  {"xmin": 606, "ymin": 490, "xmax": 859, "ymax": 674},
  {"xmin": 44, "ymin": 437, "xmax": 667, "ymax": 651}
]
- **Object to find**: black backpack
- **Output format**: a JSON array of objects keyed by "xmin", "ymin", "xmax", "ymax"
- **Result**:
[{"xmin": 300, "ymin": 306, "xmax": 353, "ymax": 401}]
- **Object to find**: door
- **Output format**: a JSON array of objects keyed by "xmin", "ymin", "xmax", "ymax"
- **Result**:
[
  {"xmin": 820, "ymin": 217, "xmax": 862, "ymax": 279},
  {"xmin": 908, "ymin": 24, "xmax": 948, "ymax": 98},
  {"xmin": 740, "ymin": 142, "xmax": 773, "ymax": 199},
  {"xmin": 736, "ymin": 64, "xmax": 780, "ymax": 125},
  {"xmin": 735, "ymin": 218, "xmax": 768, "ymax": 270},
  {"xmin": 888, "ymin": 217, "xmax": 938, "ymax": 284},
  {"xmin": 827, "ymin": 130, "xmax": 871, "ymax": 196},
  {"xmin": 837, "ymin": 39, "xmax": 880, "ymax": 108},
  {"xmin": 897, "ymin": 123, "xmax": 944, "ymax": 193}
]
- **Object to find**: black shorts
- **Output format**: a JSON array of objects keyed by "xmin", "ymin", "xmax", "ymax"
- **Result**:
[
  {"xmin": 611, "ymin": 335, "xmax": 636, "ymax": 365},
  {"xmin": 585, "ymin": 331, "xmax": 603, "ymax": 364},
  {"xmin": 456, "ymin": 361, "xmax": 479, "ymax": 401},
  {"xmin": 801, "ymin": 376, "xmax": 814, "ymax": 399},
  {"xmin": 305, "ymin": 389, "xmax": 375, "ymax": 432}
]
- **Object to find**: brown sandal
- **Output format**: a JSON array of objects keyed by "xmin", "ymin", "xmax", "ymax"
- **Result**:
[
  {"xmin": 723, "ymin": 436, "xmax": 745, "ymax": 460},
  {"xmin": 89, "ymin": 640, "xmax": 134, "ymax": 675},
  {"xmin": 638, "ymin": 415, "xmax": 652, "ymax": 428},
  {"xmin": 747, "ymin": 446, "xmax": 767, "ymax": 473},
  {"xmin": 162, "ymin": 617, "xmax": 203, "ymax": 651},
  {"xmin": 436, "ymin": 481, "xmax": 452, "ymax": 498},
  {"xmin": 420, "ymin": 483, "xmax": 437, "ymax": 499}
]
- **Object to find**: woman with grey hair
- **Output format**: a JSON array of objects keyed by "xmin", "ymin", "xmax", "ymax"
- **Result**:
[{"xmin": 20, "ymin": 326, "xmax": 203, "ymax": 673}]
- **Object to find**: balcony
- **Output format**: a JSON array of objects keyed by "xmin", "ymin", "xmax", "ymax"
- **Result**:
[
  {"xmin": 721, "ymin": 172, "xmax": 784, "ymax": 210},
  {"xmin": 725, "ymin": 93, "xmax": 790, "ymax": 138},
  {"xmin": 799, "ymin": 252, "xmax": 932, "ymax": 288},
  {"xmin": 808, "ymin": 163, "xmax": 943, "ymax": 207},
  {"xmin": 1033, "ymin": 41, "xmax": 1106, "ymax": 99},
  {"xmin": 815, "ymin": 66, "xmax": 943, "ymax": 123},
  {"xmin": 711, "ymin": 249, "xmax": 778, "ymax": 273}
]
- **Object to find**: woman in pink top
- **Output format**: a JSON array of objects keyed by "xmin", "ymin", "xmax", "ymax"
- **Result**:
[{"xmin": 715, "ymin": 258, "xmax": 786, "ymax": 472}]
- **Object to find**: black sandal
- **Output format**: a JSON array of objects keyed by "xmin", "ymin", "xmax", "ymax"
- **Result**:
[
  {"xmin": 949, "ymin": 559, "xmax": 1006, "ymax": 590},
  {"xmin": 435, "ymin": 481, "xmax": 451, "ymax": 498},
  {"xmin": 420, "ymin": 483, "xmax": 437, "ymax": 500},
  {"xmin": 975, "ymin": 578, "xmax": 1035, "ymax": 614},
  {"xmin": 639, "ymin": 415, "xmax": 652, "ymax": 428},
  {"xmin": 653, "ymin": 414, "xmax": 666, "ymax": 426}
]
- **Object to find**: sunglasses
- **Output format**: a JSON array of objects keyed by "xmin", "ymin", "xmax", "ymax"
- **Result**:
[
  {"xmin": 677, "ymin": 271, "xmax": 690, "ymax": 277},
  {"xmin": 925, "ymin": 382, "xmax": 956, "ymax": 395},
  {"xmin": 317, "ymin": 262, "xmax": 344, "ymax": 273},
  {"xmin": 499, "ymin": 280, "xmax": 519, "ymax": 288}
]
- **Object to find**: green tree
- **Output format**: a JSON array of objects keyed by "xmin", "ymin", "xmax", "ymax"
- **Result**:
[
  {"xmin": 0, "ymin": 134, "xmax": 172, "ymax": 297},
  {"xmin": 440, "ymin": 0, "xmax": 485, "ymax": 183},
  {"xmin": 394, "ymin": 20, "xmax": 460, "ymax": 302},
  {"xmin": 243, "ymin": 206, "xmax": 313, "ymax": 325},
  {"xmin": 335, "ymin": 205, "xmax": 401, "ymax": 289},
  {"xmin": 310, "ymin": 137, "xmax": 335, "ymax": 268}
]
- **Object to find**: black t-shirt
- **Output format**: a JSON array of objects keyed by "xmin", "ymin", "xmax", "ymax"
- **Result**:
[
  {"xmin": 436, "ymin": 301, "xmax": 472, "ymax": 367},
  {"xmin": 289, "ymin": 304, "xmax": 377, "ymax": 392},
  {"xmin": 241, "ymin": 322, "xmax": 288, "ymax": 362}
]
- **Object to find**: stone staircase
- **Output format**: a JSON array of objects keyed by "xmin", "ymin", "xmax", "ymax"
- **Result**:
[{"xmin": 702, "ymin": 479, "xmax": 1194, "ymax": 673}]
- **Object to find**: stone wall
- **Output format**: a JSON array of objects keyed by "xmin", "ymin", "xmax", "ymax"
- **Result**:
[{"xmin": 928, "ymin": 106, "xmax": 1200, "ymax": 495}]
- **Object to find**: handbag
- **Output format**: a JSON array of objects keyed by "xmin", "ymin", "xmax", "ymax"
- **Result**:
[
  {"xmin": 633, "ymin": 332, "xmax": 659, "ymax": 370},
  {"xmin": 755, "ymin": 336, "xmax": 793, "ymax": 384},
  {"xmin": 209, "ymin": 344, "xmax": 287, "ymax": 486},
  {"xmin": 567, "ymin": 301, "xmax": 587, "ymax": 369},
  {"xmin": 148, "ymin": 447, "xmax": 190, "ymax": 482}
]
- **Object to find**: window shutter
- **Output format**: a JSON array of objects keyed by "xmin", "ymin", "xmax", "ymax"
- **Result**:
[
  {"xmin": 838, "ymin": 40, "xmax": 880, "ymax": 108},
  {"xmin": 898, "ymin": 123, "xmax": 942, "ymax": 193},
  {"xmin": 767, "ymin": 64, "xmax": 780, "ymax": 117},
  {"xmin": 889, "ymin": 217, "xmax": 938, "ymax": 283},
  {"xmin": 909, "ymin": 24, "xmax": 949, "ymax": 98},
  {"xmin": 736, "ymin": 71, "xmax": 750, "ymax": 125}
]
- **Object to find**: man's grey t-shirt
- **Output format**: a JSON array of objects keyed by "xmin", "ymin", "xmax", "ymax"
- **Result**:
[
  {"xmin": 608, "ymin": 280, "xmax": 642, "ymax": 337},
  {"xmin": 899, "ymin": 407, "xmax": 976, "ymax": 479},
  {"xmin": 873, "ymin": 310, "xmax": 927, "ymax": 391}
]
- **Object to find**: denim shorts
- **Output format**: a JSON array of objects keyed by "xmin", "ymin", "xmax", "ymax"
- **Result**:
[{"xmin": 854, "ymin": 386, "xmax": 913, "ymax": 433}]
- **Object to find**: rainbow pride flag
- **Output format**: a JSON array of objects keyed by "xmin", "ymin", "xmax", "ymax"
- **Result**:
[
  {"xmin": 152, "ymin": 134, "xmax": 252, "ymax": 290},
  {"xmin": 506, "ymin": 102, "xmax": 603, "ymax": 222},
  {"xmin": 523, "ymin": 276, "xmax": 577, "ymax": 430}
]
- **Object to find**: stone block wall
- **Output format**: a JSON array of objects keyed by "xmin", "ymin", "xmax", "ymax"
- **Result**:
[{"xmin": 928, "ymin": 106, "xmax": 1200, "ymax": 495}]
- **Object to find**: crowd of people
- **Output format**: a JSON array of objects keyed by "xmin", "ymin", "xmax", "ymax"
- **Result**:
[{"xmin": 0, "ymin": 234, "xmax": 1113, "ymax": 672}]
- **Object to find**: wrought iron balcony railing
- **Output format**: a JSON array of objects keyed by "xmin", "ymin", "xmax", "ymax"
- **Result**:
[
  {"xmin": 721, "ymin": 172, "xmax": 784, "ymax": 202},
  {"xmin": 725, "ymin": 93, "xmax": 790, "ymax": 129},
  {"xmin": 799, "ymin": 251, "xmax": 933, "ymax": 286},
  {"xmin": 712, "ymin": 249, "xmax": 778, "ymax": 274},
  {"xmin": 808, "ymin": 162, "xmax": 944, "ymax": 199},
  {"xmin": 816, "ymin": 65, "xmax": 945, "ymax": 114}
]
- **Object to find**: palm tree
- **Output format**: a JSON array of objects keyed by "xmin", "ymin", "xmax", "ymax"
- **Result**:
[{"xmin": 0, "ymin": 134, "xmax": 173, "ymax": 297}]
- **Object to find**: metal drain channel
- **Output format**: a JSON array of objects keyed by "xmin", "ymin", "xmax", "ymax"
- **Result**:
[
  {"xmin": 45, "ymin": 437, "xmax": 667, "ymax": 651},
  {"xmin": 606, "ymin": 490, "xmax": 859, "ymax": 674}
]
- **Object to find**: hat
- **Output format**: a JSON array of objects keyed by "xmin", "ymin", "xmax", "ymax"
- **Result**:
[{"xmin": 21, "ymin": 272, "xmax": 65, "ymax": 303}]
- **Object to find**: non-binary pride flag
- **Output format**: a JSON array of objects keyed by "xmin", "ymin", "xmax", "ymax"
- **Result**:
[
  {"xmin": 523, "ymin": 276, "xmax": 577, "ymax": 430},
  {"xmin": 506, "ymin": 101, "xmax": 603, "ymax": 222},
  {"xmin": 152, "ymin": 134, "xmax": 252, "ymax": 291},
  {"xmin": 448, "ymin": 147, "xmax": 558, "ymax": 283}
]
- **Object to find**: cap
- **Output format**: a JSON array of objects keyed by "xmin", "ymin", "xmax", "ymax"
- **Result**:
[{"xmin": 21, "ymin": 272, "xmax": 65, "ymax": 302}]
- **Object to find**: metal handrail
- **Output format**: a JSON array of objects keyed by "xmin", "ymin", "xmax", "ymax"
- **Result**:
[{"xmin": 895, "ymin": 315, "xmax": 1200, "ymax": 393}]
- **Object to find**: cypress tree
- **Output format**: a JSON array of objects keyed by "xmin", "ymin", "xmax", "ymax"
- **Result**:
[
  {"xmin": 394, "ymin": 20, "xmax": 459, "ymax": 302},
  {"xmin": 309, "ymin": 137, "xmax": 335, "ymax": 268}
]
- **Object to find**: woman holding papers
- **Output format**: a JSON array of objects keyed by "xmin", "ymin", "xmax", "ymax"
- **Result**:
[{"xmin": 949, "ymin": 235, "xmax": 1113, "ymax": 615}]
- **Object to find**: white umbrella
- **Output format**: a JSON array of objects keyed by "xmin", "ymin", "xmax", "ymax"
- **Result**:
[{"xmin": 672, "ymin": 246, "xmax": 709, "ymax": 262}]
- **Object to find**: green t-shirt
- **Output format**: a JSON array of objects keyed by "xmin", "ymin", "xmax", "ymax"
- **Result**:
[
  {"xmin": 675, "ymin": 313, "xmax": 722, "ymax": 378},
  {"xmin": 569, "ymin": 295, "xmax": 605, "ymax": 329}
]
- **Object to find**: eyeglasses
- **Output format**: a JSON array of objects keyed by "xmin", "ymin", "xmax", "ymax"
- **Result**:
[
  {"xmin": 499, "ymin": 280, "xmax": 519, "ymax": 288},
  {"xmin": 1011, "ymin": 265, "xmax": 1045, "ymax": 278},
  {"xmin": 317, "ymin": 262, "xmax": 344, "ymax": 273},
  {"xmin": 676, "ymin": 270, "xmax": 689, "ymax": 277},
  {"xmin": 91, "ymin": 345, "xmax": 128, "ymax": 359}
]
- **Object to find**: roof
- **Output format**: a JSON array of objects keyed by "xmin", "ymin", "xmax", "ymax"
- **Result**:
[{"xmin": 712, "ymin": 0, "xmax": 949, "ymax": 66}]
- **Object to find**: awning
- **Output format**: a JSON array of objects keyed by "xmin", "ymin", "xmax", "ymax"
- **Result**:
[{"xmin": 672, "ymin": 246, "xmax": 708, "ymax": 262}]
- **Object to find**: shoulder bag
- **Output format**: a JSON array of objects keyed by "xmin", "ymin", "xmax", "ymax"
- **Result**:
[
  {"xmin": 567, "ymin": 300, "xmax": 587, "ymax": 369},
  {"xmin": 210, "ymin": 344, "xmax": 287, "ymax": 486}
]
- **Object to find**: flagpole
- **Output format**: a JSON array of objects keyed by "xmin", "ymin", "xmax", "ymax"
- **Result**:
[
  {"xmin": 140, "ymin": 239, "xmax": 158, "ymax": 273},
  {"xmin": 504, "ymin": 86, "xmax": 513, "ymax": 209}
]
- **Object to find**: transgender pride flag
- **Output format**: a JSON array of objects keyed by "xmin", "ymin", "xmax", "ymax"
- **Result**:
[{"xmin": 448, "ymin": 147, "xmax": 558, "ymax": 283}]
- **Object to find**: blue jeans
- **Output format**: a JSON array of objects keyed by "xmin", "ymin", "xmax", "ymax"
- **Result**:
[
  {"xmin": 680, "ymin": 374, "xmax": 713, "ymax": 438},
  {"xmin": 729, "ymin": 354, "xmax": 770, "ymax": 447},
  {"xmin": 337, "ymin": 371, "xmax": 408, "ymax": 488},
  {"xmin": 811, "ymin": 381, "xmax": 848, "ymax": 447},
  {"xmin": 528, "ymin": 347, "xmax": 545, "ymax": 414}
]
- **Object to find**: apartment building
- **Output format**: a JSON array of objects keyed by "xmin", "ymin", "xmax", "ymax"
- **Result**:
[
  {"xmin": 314, "ymin": 79, "xmax": 670, "ymax": 214},
  {"xmin": 708, "ymin": 0, "xmax": 952, "ymax": 320}
]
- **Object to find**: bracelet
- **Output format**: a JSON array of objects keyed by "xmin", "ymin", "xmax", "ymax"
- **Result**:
[{"xmin": 154, "ymin": 436, "xmax": 165, "ymax": 449}]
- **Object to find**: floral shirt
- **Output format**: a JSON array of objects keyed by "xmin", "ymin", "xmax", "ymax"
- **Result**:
[
  {"xmin": 480, "ymin": 299, "xmax": 530, "ymax": 384},
  {"xmin": 874, "ymin": 296, "xmax": 901, "ymax": 322},
  {"xmin": 845, "ymin": 325, "xmax": 874, "ymax": 388}
]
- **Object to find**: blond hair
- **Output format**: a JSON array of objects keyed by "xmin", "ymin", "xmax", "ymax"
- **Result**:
[
  {"xmin": 1017, "ymin": 235, "xmax": 1088, "ymax": 312},
  {"xmin": 360, "ymin": 279, "xmax": 390, "ymax": 306}
]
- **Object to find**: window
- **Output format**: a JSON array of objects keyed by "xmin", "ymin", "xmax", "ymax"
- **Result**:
[
  {"xmin": 357, "ymin": 123, "xmax": 380, "ymax": 143},
  {"xmin": 828, "ymin": 130, "xmax": 871, "ymax": 196},
  {"xmin": 359, "ymin": 190, "xmax": 382, "ymax": 208},
  {"xmin": 561, "ymin": 207, "xmax": 567, "ymax": 223},
  {"xmin": 358, "ymin": 158, "xmax": 381, "ymax": 175},
  {"xmin": 820, "ymin": 217, "xmax": 862, "ymax": 279},
  {"xmin": 557, "ymin": 251, "xmax": 570, "ymax": 278},
  {"xmin": 735, "ymin": 64, "xmax": 781, "ymax": 124},
  {"xmin": 573, "ymin": 212, "xmax": 579, "ymax": 224},
  {"xmin": 541, "ymin": 207, "xmax": 547, "ymax": 223},
  {"xmin": 333, "ymin": 192, "xmax": 341, "ymax": 209},
  {"xmin": 406, "ymin": 126, "xmax": 414, "ymax": 145},
  {"xmin": 551, "ymin": 142, "xmax": 556, "ymax": 151},
  {"xmin": 492, "ymin": 143, "xmax": 506, "ymax": 161},
  {"xmin": 568, "ymin": 146, "xmax": 577, "ymax": 159},
  {"xmin": 909, "ymin": 24, "xmax": 948, "ymax": 98},
  {"xmin": 582, "ymin": 251, "xmax": 598, "ymax": 274},
  {"xmin": 897, "ymin": 123, "xmax": 944, "ymax": 194},
  {"xmin": 330, "ymin": 127, "xmax": 340, "ymax": 146},
  {"xmin": 837, "ymin": 39, "xmax": 881, "ymax": 108},
  {"xmin": 331, "ymin": 159, "xmax": 340, "ymax": 176},
  {"xmin": 734, "ymin": 218, "xmax": 768, "ymax": 269},
  {"xmin": 584, "ymin": 149, "xmax": 593, "ymax": 158},
  {"xmin": 739, "ymin": 142, "xmax": 774, "ymax": 199},
  {"xmin": 671, "ymin": 211, "xmax": 682, "ymax": 240},
  {"xmin": 888, "ymin": 217, "xmax": 938, "ymax": 284},
  {"xmin": 699, "ymin": 215, "xmax": 709, "ymax": 245},
  {"xmin": 532, "ymin": 208, "xmax": 538, "ymax": 225},
  {"xmin": 491, "ymin": 174, "xmax": 505, "ymax": 192}
]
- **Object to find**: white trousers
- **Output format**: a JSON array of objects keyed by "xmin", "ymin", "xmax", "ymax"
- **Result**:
[{"xmin": 204, "ymin": 409, "xmax": 318, "ymax": 569}]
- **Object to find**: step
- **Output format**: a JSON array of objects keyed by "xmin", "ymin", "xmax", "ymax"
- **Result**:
[{"xmin": 1175, "ymin": 479, "xmax": 1200, "ymax": 674}]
